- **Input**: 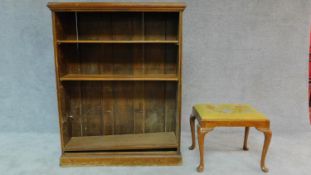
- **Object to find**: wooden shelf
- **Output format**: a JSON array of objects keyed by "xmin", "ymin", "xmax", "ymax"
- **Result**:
[
  {"xmin": 64, "ymin": 132, "xmax": 178, "ymax": 152},
  {"xmin": 60, "ymin": 74, "xmax": 179, "ymax": 81},
  {"xmin": 57, "ymin": 40, "xmax": 179, "ymax": 44}
]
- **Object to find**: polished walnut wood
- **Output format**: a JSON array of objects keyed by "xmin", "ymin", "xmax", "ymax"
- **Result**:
[
  {"xmin": 196, "ymin": 125, "xmax": 213, "ymax": 172},
  {"xmin": 188, "ymin": 115, "xmax": 196, "ymax": 150},
  {"xmin": 48, "ymin": 2, "xmax": 185, "ymax": 166},
  {"xmin": 189, "ymin": 105, "xmax": 272, "ymax": 173},
  {"xmin": 64, "ymin": 132, "xmax": 177, "ymax": 152},
  {"xmin": 57, "ymin": 40, "xmax": 179, "ymax": 44},
  {"xmin": 60, "ymin": 74, "xmax": 179, "ymax": 81},
  {"xmin": 243, "ymin": 127, "xmax": 250, "ymax": 151},
  {"xmin": 47, "ymin": 2, "xmax": 186, "ymax": 12},
  {"xmin": 61, "ymin": 153, "xmax": 182, "ymax": 166},
  {"xmin": 256, "ymin": 127, "xmax": 272, "ymax": 172}
]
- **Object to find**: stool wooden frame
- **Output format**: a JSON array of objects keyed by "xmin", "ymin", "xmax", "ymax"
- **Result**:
[{"xmin": 189, "ymin": 107, "xmax": 272, "ymax": 173}]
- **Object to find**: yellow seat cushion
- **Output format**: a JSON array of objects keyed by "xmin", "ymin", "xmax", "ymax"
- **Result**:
[{"xmin": 194, "ymin": 104, "xmax": 268, "ymax": 121}]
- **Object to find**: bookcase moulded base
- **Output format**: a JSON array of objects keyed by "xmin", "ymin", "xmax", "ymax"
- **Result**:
[{"xmin": 60, "ymin": 153, "xmax": 182, "ymax": 166}]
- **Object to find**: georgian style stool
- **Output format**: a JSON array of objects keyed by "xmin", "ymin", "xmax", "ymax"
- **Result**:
[{"xmin": 189, "ymin": 104, "xmax": 272, "ymax": 173}]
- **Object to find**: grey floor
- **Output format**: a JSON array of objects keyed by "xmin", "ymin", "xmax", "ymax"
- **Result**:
[{"xmin": 1, "ymin": 129, "xmax": 311, "ymax": 175}]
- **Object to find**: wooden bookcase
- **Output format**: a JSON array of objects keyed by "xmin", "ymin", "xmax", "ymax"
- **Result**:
[{"xmin": 48, "ymin": 2, "xmax": 186, "ymax": 166}]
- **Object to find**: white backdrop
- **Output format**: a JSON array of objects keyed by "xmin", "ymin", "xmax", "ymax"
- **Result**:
[{"xmin": 0, "ymin": 0, "xmax": 310, "ymax": 135}]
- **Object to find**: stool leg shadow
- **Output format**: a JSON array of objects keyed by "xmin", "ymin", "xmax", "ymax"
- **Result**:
[
  {"xmin": 243, "ymin": 127, "xmax": 250, "ymax": 151},
  {"xmin": 256, "ymin": 127, "xmax": 272, "ymax": 173},
  {"xmin": 189, "ymin": 115, "xmax": 196, "ymax": 150},
  {"xmin": 197, "ymin": 125, "xmax": 213, "ymax": 172}
]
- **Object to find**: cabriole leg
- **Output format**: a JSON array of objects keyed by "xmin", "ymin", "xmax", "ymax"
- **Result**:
[
  {"xmin": 189, "ymin": 115, "xmax": 196, "ymax": 150},
  {"xmin": 256, "ymin": 127, "xmax": 272, "ymax": 173},
  {"xmin": 197, "ymin": 125, "xmax": 213, "ymax": 172},
  {"xmin": 243, "ymin": 127, "xmax": 250, "ymax": 151}
]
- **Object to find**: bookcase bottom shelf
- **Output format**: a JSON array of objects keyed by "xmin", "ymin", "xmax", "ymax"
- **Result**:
[
  {"xmin": 60, "ymin": 152, "xmax": 182, "ymax": 166},
  {"xmin": 64, "ymin": 132, "xmax": 178, "ymax": 152}
]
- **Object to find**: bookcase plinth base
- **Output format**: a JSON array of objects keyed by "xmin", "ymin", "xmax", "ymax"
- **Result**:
[{"xmin": 60, "ymin": 153, "xmax": 182, "ymax": 166}]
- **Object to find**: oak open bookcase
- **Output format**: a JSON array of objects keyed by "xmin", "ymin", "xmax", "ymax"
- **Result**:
[{"xmin": 48, "ymin": 2, "xmax": 186, "ymax": 166}]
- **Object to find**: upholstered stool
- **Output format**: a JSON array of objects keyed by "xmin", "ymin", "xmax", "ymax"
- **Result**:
[{"xmin": 189, "ymin": 104, "xmax": 272, "ymax": 173}]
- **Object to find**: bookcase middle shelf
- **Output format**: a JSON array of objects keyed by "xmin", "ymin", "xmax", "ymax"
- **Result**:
[
  {"xmin": 60, "ymin": 74, "xmax": 179, "ymax": 81},
  {"xmin": 57, "ymin": 40, "xmax": 179, "ymax": 44}
]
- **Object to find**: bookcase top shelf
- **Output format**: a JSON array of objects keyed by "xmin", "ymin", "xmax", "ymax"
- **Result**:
[{"xmin": 47, "ymin": 2, "xmax": 186, "ymax": 12}]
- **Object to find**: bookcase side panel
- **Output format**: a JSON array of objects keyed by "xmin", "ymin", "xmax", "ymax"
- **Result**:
[
  {"xmin": 52, "ymin": 12, "xmax": 72, "ymax": 150},
  {"xmin": 176, "ymin": 11, "xmax": 183, "ymax": 152}
]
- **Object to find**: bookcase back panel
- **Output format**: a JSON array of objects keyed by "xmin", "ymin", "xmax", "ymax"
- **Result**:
[
  {"xmin": 59, "ymin": 44, "xmax": 178, "ymax": 75},
  {"xmin": 144, "ymin": 13, "xmax": 178, "ymax": 41},
  {"xmin": 55, "ymin": 12, "xmax": 77, "ymax": 40},
  {"xmin": 78, "ymin": 12, "xmax": 143, "ymax": 40},
  {"xmin": 63, "ymin": 81, "xmax": 177, "ymax": 137},
  {"xmin": 55, "ymin": 12, "xmax": 179, "ymax": 41}
]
